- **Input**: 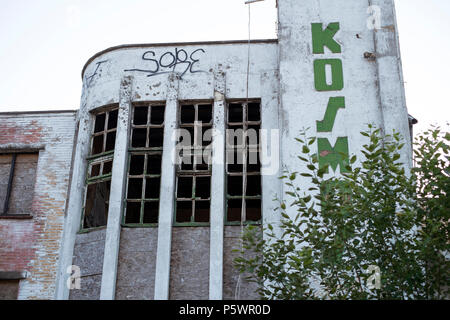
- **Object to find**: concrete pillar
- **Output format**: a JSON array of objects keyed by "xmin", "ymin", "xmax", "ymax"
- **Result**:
[
  {"xmin": 260, "ymin": 70, "xmax": 282, "ymax": 232},
  {"xmin": 209, "ymin": 69, "xmax": 226, "ymax": 300},
  {"xmin": 100, "ymin": 76, "xmax": 133, "ymax": 300},
  {"xmin": 154, "ymin": 73, "xmax": 180, "ymax": 300},
  {"xmin": 370, "ymin": 0, "xmax": 412, "ymax": 168},
  {"xmin": 55, "ymin": 110, "xmax": 91, "ymax": 300}
]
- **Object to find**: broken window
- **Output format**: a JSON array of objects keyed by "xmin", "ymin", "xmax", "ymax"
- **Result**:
[
  {"xmin": 226, "ymin": 102, "xmax": 262, "ymax": 224},
  {"xmin": 124, "ymin": 104, "xmax": 165, "ymax": 225},
  {"xmin": 0, "ymin": 153, "xmax": 38, "ymax": 216},
  {"xmin": 174, "ymin": 103, "xmax": 213, "ymax": 225},
  {"xmin": 82, "ymin": 107, "xmax": 118, "ymax": 230}
]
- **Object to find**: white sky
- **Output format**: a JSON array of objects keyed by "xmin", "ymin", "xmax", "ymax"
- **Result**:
[{"xmin": 0, "ymin": 0, "xmax": 448, "ymax": 133}]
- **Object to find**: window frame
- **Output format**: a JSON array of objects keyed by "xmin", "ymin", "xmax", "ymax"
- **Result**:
[
  {"xmin": 80, "ymin": 106, "xmax": 118, "ymax": 232},
  {"xmin": 225, "ymin": 100, "xmax": 263, "ymax": 226},
  {"xmin": 122, "ymin": 102, "xmax": 166, "ymax": 228},
  {"xmin": 173, "ymin": 101, "xmax": 214, "ymax": 227}
]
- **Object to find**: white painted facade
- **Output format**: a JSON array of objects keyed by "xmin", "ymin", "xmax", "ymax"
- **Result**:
[{"xmin": 55, "ymin": 0, "xmax": 411, "ymax": 300}]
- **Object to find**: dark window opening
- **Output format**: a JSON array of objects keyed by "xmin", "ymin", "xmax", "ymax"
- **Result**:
[
  {"xmin": 108, "ymin": 109, "xmax": 118, "ymax": 129},
  {"xmin": 226, "ymin": 101, "xmax": 262, "ymax": 224},
  {"xmin": 143, "ymin": 202, "xmax": 159, "ymax": 223},
  {"xmin": 194, "ymin": 200, "xmax": 210, "ymax": 223},
  {"xmin": 176, "ymin": 201, "xmax": 192, "ymax": 223},
  {"xmin": 125, "ymin": 201, "xmax": 141, "ymax": 224},
  {"xmin": 83, "ymin": 180, "xmax": 111, "ymax": 229},
  {"xmin": 151, "ymin": 105, "xmax": 165, "ymax": 125},
  {"xmin": 180, "ymin": 105, "xmax": 195, "ymax": 124},
  {"xmin": 148, "ymin": 128, "xmax": 164, "ymax": 147},
  {"xmin": 132, "ymin": 128, "xmax": 147, "ymax": 148},
  {"xmin": 91, "ymin": 109, "xmax": 118, "ymax": 156}
]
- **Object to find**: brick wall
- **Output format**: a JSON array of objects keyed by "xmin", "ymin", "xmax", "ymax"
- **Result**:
[
  {"xmin": 169, "ymin": 227, "xmax": 210, "ymax": 300},
  {"xmin": 69, "ymin": 228, "xmax": 106, "ymax": 300},
  {"xmin": 115, "ymin": 228, "xmax": 158, "ymax": 300},
  {"xmin": 0, "ymin": 111, "xmax": 76, "ymax": 300},
  {"xmin": 223, "ymin": 226, "xmax": 259, "ymax": 300}
]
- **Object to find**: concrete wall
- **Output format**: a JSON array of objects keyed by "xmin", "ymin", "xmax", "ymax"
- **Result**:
[
  {"xmin": 0, "ymin": 111, "xmax": 76, "ymax": 300},
  {"xmin": 277, "ymin": 0, "xmax": 411, "ymax": 221},
  {"xmin": 69, "ymin": 228, "xmax": 106, "ymax": 300},
  {"xmin": 56, "ymin": 40, "xmax": 280, "ymax": 300}
]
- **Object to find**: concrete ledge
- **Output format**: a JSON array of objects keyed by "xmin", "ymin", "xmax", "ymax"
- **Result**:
[
  {"xmin": 0, "ymin": 144, "xmax": 45, "ymax": 153},
  {"xmin": 0, "ymin": 271, "xmax": 28, "ymax": 280},
  {"xmin": 0, "ymin": 215, "xmax": 33, "ymax": 220}
]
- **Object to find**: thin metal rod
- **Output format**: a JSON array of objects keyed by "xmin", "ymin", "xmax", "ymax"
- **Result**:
[{"xmin": 3, "ymin": 154, "xmax": 17, "ymax": 215}]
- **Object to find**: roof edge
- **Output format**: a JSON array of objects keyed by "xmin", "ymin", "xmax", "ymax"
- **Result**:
[
  {"xmin": 81, "ymin": 38, "xmax": 278, "ymax": 79},
  {"xmin": 0, "ymin": 109, "xmax": 77, "ymax": 116}
]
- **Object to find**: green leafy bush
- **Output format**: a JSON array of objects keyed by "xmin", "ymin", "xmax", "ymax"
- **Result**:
[{"xmin": 235, "ymin": 125, "xmax": 449, "ymax": 300}]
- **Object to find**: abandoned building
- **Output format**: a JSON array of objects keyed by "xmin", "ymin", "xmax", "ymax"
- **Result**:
[{"xmin": 0, "ymin": 0, "xmax": 414, "ymax": 300}]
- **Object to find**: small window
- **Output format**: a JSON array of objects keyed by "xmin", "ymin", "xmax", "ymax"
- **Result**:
[
  {"xmin": 226, "ymin": 102, "xmax": 262, "ymax": 224},
  {"xmin": 0, "ymin": 153, "xmax": 38, "ymax": 216},
  {"xmin": 174, "ymin": 103, "xmax": 213, "ymax": 225},
  {"xmin": 0, "ymin": 280, "xmax": 20, "ymax": 300},
  {"xmin": 123, "ymin": 104, "xmax": 165, "ymax": 226},
  {"xmin": 82, "ymin": 107, "xmax": 118, "ymax": 230},
  {"xmin": 91, "ymin": 108, "xmax": 118, "ymax": 156}
]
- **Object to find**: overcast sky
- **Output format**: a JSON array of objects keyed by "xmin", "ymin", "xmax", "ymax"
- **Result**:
[{"xmin": 0, "ymin": 0, "xmax": 448, "ymax": 133}]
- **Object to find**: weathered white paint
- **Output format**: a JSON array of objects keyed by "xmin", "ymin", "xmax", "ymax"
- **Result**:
[
  {"xmin": 277, "ymin": 0, "xmax": 411, "ymax": 221},
  {"xmin": 209, "ymin": 68, "xmax": 226, "ymax": 300},
  {"xmin": 260, "ymin": 69, "xmax": 282, "ymax": 229},
  {"xmin": 371, "ymin": 0, "xmax": 412, "ymax": 168},
  {"xmin": 100, "ymin": 76, "xmax": 133, "ymax": 300},
  {"xmin": 55, "ymin": 111, "xmax": 91, "ymax": 300},
  {"xmin": 153, "ymin": 73, "xmax": 180, "ymax": 300},
  {"xmin": 81, "ymin": 42, "xmax": 278, "ymax": 111}
]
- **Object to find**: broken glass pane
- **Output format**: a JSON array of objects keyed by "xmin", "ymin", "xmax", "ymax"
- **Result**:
[
  {"xmin": 176, "ymin": 201, "xmax": 192, "ymax": 223},
  {"xmin": 129, "ymin": 154, "xmax": 145, "ymax": 175},
  {"xmin": 125, "ymin": 201, "xmax": 141, "ymax": 224},
  {"xmin": 132, "ymin": 128, "xmax": 147, "ymax": 148},
  {"xmin": 94, "ymin": 113, "xmax": 106, "ymax": 133},
  {"xmin": 134, "ymin": 106, "xmax": 148, "ymax": 125},
  {"xmin": 150, "ymin": 105, "xmax": 165, "ymax": 125},
  {"xmin": 83, "ymin": 181, "xmax": 111, "ymax": 229},
  {"xmin": 194, "ymin": 200, "xmax": 210, "ymax": 223},
  {"xmin": 108, "ymin": 109, "xmax": 118, "ymax": 129},
  {"xmin": 143, "ymin": 201, "xmax": 159, "ymax": 223}
]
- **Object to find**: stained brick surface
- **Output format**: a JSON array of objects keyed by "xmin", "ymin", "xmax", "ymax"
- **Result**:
[
  {"xmin": 223, "ymin": 226, "xmax": 259, "ymax": 300},
  {"xmin": 69, "ymin": 228, "xmax": 106, "ymax": 300},
  {"xmin": 0, "ymin": 112, "xmax": 76, "ymax": 300},
  {"xmin": 169, "ymin": 227, "xmax": 210, "ymax": 300},
  {"xmin": 115, "ymin": 228, "xmax": 158, "ymax": 300}
]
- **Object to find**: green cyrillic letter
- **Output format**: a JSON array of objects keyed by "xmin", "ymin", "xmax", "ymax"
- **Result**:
[
  {"xmin": 312, "ymin": 22, "xmax": 341, "ymax": 54},
  {"xmin": 318, "ymin": 137, "xmax": 350, "ymax": 173},
  {"xmin": 317, "ymin": 97, "xmax": 346, "ymax": 132},
  {"xmin": 314, "ymin": 59, "xmax": 344, "ymax": 92}
]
